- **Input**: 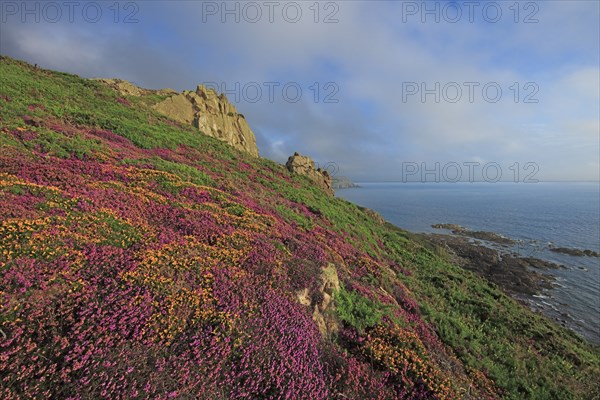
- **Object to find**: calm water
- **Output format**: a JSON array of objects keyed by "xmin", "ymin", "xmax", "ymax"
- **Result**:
[{"xmin": 337, "ymin": 182, "xmax": 600, "ymax": 345}]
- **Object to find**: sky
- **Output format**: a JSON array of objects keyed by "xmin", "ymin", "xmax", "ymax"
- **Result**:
[{"xmin": 1, "ymin": 0, "xmax": 599, "ymax": 182}]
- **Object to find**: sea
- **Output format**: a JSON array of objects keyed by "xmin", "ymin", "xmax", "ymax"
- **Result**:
[{"xmin": 337, "ymin": 182, "xmax": 600, "ymax": 345}]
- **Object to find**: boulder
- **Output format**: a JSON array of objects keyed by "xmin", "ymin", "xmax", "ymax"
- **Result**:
[
  {"xmin": 152, "ymin": 93, "xmax": 196, "ymax": 124},
  {"xmin": 153, "ymin": 85, "xmax": 259, "ymax": 157},
  {"xmin": 286, "ymin": 152, "xmax": 334, "ymax": 196},
  {"xmin": 296, "ymin": 263, "xmax": 340, "ymax": 338}
]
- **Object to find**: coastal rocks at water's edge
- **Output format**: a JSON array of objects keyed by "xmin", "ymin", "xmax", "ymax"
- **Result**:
[
  {"xmin": 426, "ymin": 233, "xmax": 561, "ymax": 297},
  {"xmin": 432, "ymin": 223, "xmax": 515, "ymax": 245},
  {"xmin": 549, "ymin": 246, "xmax": 600, "ymax": 258}
]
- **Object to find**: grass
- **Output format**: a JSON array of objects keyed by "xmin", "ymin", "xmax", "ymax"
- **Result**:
[{"xmin": 334, "ymin": 285, "xmax": 390, "ymax": 333}]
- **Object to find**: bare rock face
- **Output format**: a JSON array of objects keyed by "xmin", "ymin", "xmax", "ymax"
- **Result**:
[
  {"xmin": 286, "ymin": 152, "xmax": 334, "ymax": 196},
  {"xmin": 296, "ymin": 263, "xmax": 340, "ymax": 338},
  {"xmin": 153, "ymin": 85, "xmax": 259, "ymax": 157}
]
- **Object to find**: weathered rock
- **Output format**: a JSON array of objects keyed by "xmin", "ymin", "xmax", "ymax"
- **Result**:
[
  {"xmin": 157, "ymin": 88, "xmax": 178, "ymax": 96},
  {"xmin": 152, "ymin": 93, "xmax": 196, "ymax": 123},
  {"xmin": 426, "ymin": 233, "xmax": 561, "ymax": 297},
  {"xmin": 94, "ymin": 78, "xmax": 148, "ymax": 97},
  {"xmin": 549, "ymin": 246, "xmax": 600, "ymax": 258},
  {"xmin": 286, "ymin": 152, "xmax": 334, "ymax": 196},
  {"xmin": 95, "ymin": 78, "xmax": 178, "ymax": 98},
  {"xmin": 432, "ymin": 223, "xmax": 515, "ymax": 245},
  {"xmin": 432, "ymin": 223, "xmax": 466, "ymax": 231},
  {"xmin": 318, "ymin": 263, "xmax": 340, "ymax": 311},
  {"xmin": 297, "ymin": 288, "xmax": 312, "ymax": 307},
  {"xmin": 296, "ymin": 263, "xmax": 340, "ymax": 337},
  {"xmin": 153, "ymin": 85, "xmax": 259, "ymax": 157}
]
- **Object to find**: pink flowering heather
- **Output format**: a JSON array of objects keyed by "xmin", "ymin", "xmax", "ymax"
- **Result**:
[{"xmin": 1, "ymin": 56, "xmax": 597, "ymax": 400}]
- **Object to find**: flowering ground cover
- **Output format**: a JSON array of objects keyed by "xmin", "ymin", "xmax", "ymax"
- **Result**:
[{"xmin": 0, "ymin": 56, "xmax": 598, "ymax": 399}]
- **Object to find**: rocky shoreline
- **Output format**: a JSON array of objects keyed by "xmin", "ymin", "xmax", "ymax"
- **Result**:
[
  {"xmin": 431, "ymin": 223, "xmax": 516, "ymax": 246},
  {"xmin": 423, "ymin": 224, "xmax": 600, "ymax": 342},
  {"xmin": 424, "ymin": 233, "xmax": 561, "ymax": 297},
  {"xmin": 432, "ymin": 223, "xmax": 599, "ymax": 257}
]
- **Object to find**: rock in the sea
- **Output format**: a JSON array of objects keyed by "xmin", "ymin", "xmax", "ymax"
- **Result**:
[
  {"xmin": 426, "ymin": 233, "xmax": 559, "ymax": 297},
  {"xmin": 549, "ymin": 246, "xmax": 600, "ymax": 257},
  {"xmin": 153, "ymin": 85, "xmax": 259, "ymax": 157},
  {"xmin": 286, "ymin": 152, "xmax": 334, "ymax": 196},
  {"xmin": 432, "ymin": 223, "xmax": 466, "ymax": 231},
  {"xmin": 432, "ymin": 224, "xmax": 515, "ymax": 245}
]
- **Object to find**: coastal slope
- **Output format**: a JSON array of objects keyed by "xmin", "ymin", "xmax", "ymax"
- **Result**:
[{"xmin": 0, "ymin": 56, "xmax": 598, "ymax": 399}]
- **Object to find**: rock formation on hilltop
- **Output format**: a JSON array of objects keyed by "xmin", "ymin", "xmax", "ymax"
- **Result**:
[
  {"xmin": 153, "ymin": 85, "xmax": 259, "ymax": 157},
  {"xmin": 286, "ymin": 152, "xmax": 334, "ymax": 196},
  {"xmin": 94, "ymin": 79, "xmax": 259, "ymax": 157}
]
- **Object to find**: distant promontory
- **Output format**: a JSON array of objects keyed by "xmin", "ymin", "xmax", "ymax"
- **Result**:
[{"xmin": 332, "ymin": 176, "xmax": 358, "ymax": 189}]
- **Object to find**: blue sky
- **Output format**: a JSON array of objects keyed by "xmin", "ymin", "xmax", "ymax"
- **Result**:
[{"xmin": 1, "ymin": 0, "xmax": 599, "ymax": 181}]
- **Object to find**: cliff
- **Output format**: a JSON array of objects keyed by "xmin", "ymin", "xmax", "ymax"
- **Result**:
[{"xmin": 1, "ymin": 56, "xmax": 598, "ymax": 400}]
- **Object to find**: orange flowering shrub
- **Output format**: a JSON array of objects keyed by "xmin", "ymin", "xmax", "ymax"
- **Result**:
[{"xmin": 364, "ymin": 324, "xmax": 458, "ymax": 399}]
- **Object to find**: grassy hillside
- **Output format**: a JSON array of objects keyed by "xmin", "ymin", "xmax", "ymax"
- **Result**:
[{"xmin": 0, "ymin": 56, "xmax": 598, "ymax": 399}]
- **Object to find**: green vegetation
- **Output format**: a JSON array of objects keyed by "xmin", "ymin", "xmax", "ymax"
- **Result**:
[
  {"xmin": 1, "ymin": 55, "xmax": 598, "ymax": 399},
  {"xmin": 334, "ymin": 285, "xmax": 390, "ymax": 333}
]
